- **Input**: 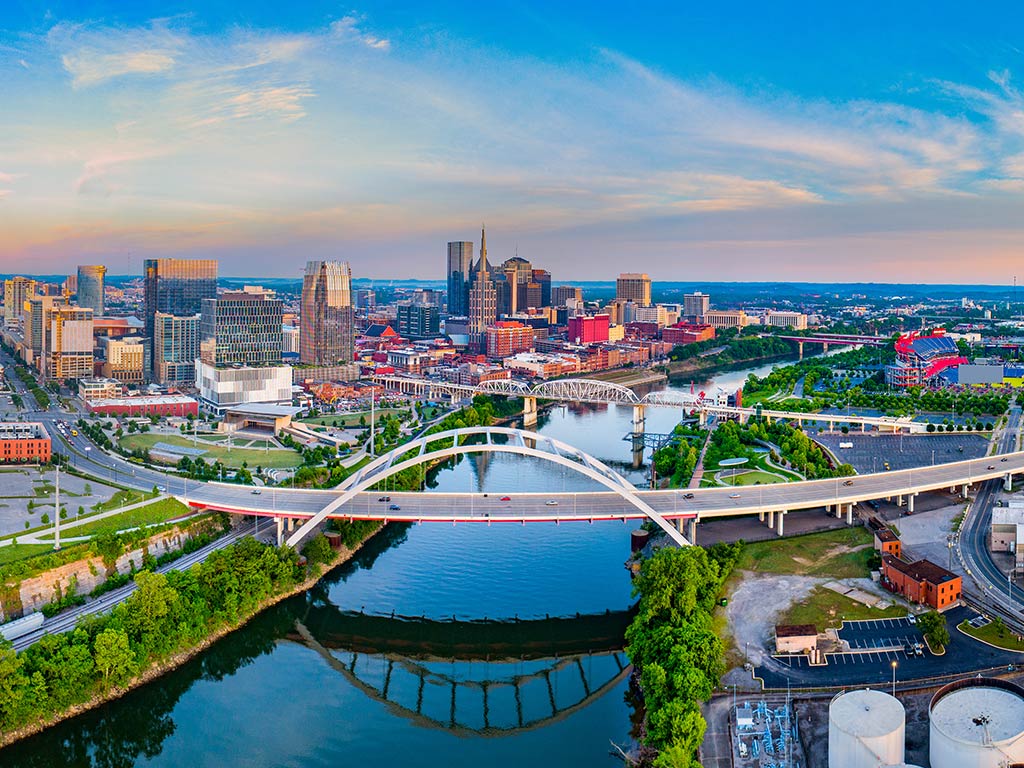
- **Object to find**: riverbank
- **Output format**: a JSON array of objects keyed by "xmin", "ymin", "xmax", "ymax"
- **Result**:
[
  {"xmin": 662, "ymin": 349, "xmax": 799, "ymax": 382},
  {"xmin": 584, "ymin": 369, "xmax": 668, "ymax": 388},
  {"xmin": 0, "ymin": 521, "xmax": 385, "ymax": 749}
]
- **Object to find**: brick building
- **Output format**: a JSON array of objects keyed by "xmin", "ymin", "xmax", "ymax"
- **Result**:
[
  {"xmin": 486, "ymin": 321, "xmax": 535, "ymax": 359},
  {"xmin": 880, "ymin": 555, "xmax": 961, "ymax": 610},
  {"xmin": 566, "ymin": 314, "xmax": 610, "ymax": 345},
  {"xmin": 86, "ymin": 395, "xmax": 199, "ymax": 418},
  {"xmin": 0, "ymin": 422, "xmax": 51, "ymax": 464},
  {"xmin": 663, "ymin": 323, "xmax": 715, "ymax": 346}
]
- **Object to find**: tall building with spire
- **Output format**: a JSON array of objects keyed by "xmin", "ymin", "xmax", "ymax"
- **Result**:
[{"xmin": 468, "ymin": 226, "xmax": 497, "ymax": 353}]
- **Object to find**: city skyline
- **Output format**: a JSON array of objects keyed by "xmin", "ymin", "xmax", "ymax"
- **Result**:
[{"xmin": 3, "ymin": 3, "xmax": 1024, "ymax": 282}]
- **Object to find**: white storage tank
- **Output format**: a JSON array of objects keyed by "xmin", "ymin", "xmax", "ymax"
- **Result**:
[
  {"xmin": 829, "ymin": 688, "xmax": 906, "ymax": 767},
  {"xmin": 930, "ymin": 678, "xmax": 1024, "ymax": 768}
]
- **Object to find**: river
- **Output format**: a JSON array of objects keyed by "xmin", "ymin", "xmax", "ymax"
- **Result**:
[{"xmin": 1, "ymin": 352, "xmax": 826, "ymax": 767}]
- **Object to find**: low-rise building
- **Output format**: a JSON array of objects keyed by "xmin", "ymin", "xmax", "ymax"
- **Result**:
[
  {"xmin": 86, "ymin": 394, "xmax": 199, "ymax": 418},
  {"xmin": 775, "ymin": 624, "xmax": 818, "ymax": 654},
  {"xmin": 703, "ymin": 309, "xmax": 750, "ymax": 329},
  {"xmin": 0, "ymin": 422, "xmax": 51, "ymax": 464},
  {"xmin": 486, "ymin": 321, "xmax": 535, "ymax": 359},
  {"xmin": 78, "ymin": 377, "xmax": 125, "ymax": 401},
  {"xmin": 196, "ymin": 361, "xmax": 293, "ymax": 416},
  {"xmin": 880, "ymin": 555, "xmax": 962, "ymax": 610},
  {"xmin": 868, "ymin": 516, "xmax": 903, "ymax": 559},
  {"xmin": 763, "ymin": 310, "xmax": 808, "ymax": 330},
  {"xmin": 99, "ymin": 336, "xmax": 146, "ymax": 385},
  {"xmin": 663, "ymin": 323, "xmax": 715, "ymax": 346},
  {"xmin": 992, "ymin": 506, "xmax": 1024, "ymax": 573}
]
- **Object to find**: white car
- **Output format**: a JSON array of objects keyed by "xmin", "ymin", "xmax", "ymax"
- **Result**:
[{"xmin": 545, "ymin": 500, "xmax": 559, "ymax": 506}]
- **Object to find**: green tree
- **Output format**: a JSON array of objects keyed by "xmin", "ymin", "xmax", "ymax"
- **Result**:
[
  {"xmin": 302, "ymin": 534, "xmax": 334, "ymax": 566},
  {"xmin": 93, "ymin": 627, "xmax": 136, "ymax": 687}
]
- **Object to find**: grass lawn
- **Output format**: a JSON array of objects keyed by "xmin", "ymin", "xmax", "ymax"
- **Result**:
[
  {"xmin": 300, "ymin": 408, "xmax": 408, "ymax": 427},
  {"xmin": 959, "ymin": 619, "xmax": 1024, "ymax": 651},
  {"xmin": 738, "ymin": 527, "xmax": 875, "ymax": 578},
  {"xmin": 780, "ymin": 586, "xmax": 907, "ymax": 630},
  {"xmin": 120, "ymin": 433, "xmax": 302, "ymax": 469},
  {"xmin": 39, "ymin": 498, "xmax": 192, "ymax": 540},
  {"xmin": 0, "ymin": 543, "xmax": 54, "ymax": 566},
  {"xmin": 725, "ymin": 469, "xmax": 788, "ymax": 486},
  {"xmin": 93, "ymin": 488, "xmax": 156, "ymax": 512}
]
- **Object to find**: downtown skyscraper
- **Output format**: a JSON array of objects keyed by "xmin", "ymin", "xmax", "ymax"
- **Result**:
[
  {"xmin": 77, "ymin": 265, "xmax": 107, "ymax": 316},
  {"xmin": 143, "ymin": 258, "xmax": 217, "ymax": 375},
  {"xmin": 468, "ymin": 227, "xmax": 497, "ymax": 353},
  {"xmin": 300, "ymin": 260, "xmax": 354, "ymax": 365},
  {"xmin": 446, "ymin": 241, "xmax": 474, "ymax": 316}
]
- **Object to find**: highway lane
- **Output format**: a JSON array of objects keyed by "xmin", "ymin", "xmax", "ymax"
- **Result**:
[
  {"xmin": 958, "ymin": 404, "xmax": 1024, "ymax": 624},
  {"xmin": 9, "ymin": 518, "xmax": 270, "ymax": 650}
]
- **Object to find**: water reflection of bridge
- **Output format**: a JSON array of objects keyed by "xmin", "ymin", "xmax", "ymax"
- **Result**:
[
  {"xmin": 289, "ymin": 606, "xmax": 633, "ymax": 736},
  {"xmin": 295, "ymin": 621, "xmax": 629, "ymax": 736}
]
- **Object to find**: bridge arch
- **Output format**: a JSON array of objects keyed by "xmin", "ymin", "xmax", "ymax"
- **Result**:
[
  {"xmin": 284, "ymin": 426, "xmax": 689, "ymax": 549},
  {"xmin": 529, "ymin": 379, "xmax": 640, "ymax": 404}
]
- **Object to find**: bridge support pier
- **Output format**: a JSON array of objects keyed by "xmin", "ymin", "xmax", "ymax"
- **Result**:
[
  {"xmin": 1006, "ymin": 473, "xmax": 1013, "ymax": 492},
  {"xmin": 907, "ymin": 494, "xmax": 915, "ymax": 513},
  {"xmin": 846, "ymin": 503, "xmax": 854, "ymax": 525},
  {"xmin": 897, "ymin": 494, "xmax": 904, "ymax": 507},
  {"xmin": 822, "ymin": 342, "xmax": 829, "ymax": 354},
  {"xmin": 776, "ymin": 511, "xmax": 786, "ymax": 536},
  {"xmin": 276, "ymin": 516, "xmax": 284, "ymax": 546},
  {"xmin": 767, "ymin": 510, "xmax": 775, "ymax": 530},
  {"xmin": 797, "ymin": 341, "xmax": 804, "ymax": 360},
  {"xmin": 962, "ymin": 483, "xmax": 970, "ymax": 498},
  {"xmin": 522, "ymin": 396, "xmax": 538, "ymax": 426},
  {"xmin": 759, "ymin": 510, "xmax": 765, "ymax": 523},
  {"xmin": 835, "ymin": 504, "xmax": 842, "ymax": 519},
  {"xmin": 698, "ymin": 410, "xmax": 708, "ymax": 428},
  {"xmin": 632, "ymin": 404, "xmax": 646, "ymax": 436},
  {"xmin": 825, "ymin": 504, "xmax": 831, "ymax": 513},
  {"xmin": 689, "ymin": 516, "xmax": 698, "ymax": 544}
]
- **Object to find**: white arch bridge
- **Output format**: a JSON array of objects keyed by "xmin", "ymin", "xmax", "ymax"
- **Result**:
[
  {"xmin": 372, "ymin": 375, "xmax": 930, "ymax": 434},
  {"xmin": 179, "ymin": 427, "xmax": 1024, "ymax": 549}
]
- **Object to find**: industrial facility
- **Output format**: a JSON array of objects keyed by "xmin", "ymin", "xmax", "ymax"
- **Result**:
[
  {"xmin": 929, "ymin": 678, "xmax": 1024, "ymax": 768},
  {"xmin": 732, "ymin": 698, "xmax": 807, "ymax": 767},
  {"xmin": 828, "ymin": 689, "xmax": 917, "ymax": 768}
]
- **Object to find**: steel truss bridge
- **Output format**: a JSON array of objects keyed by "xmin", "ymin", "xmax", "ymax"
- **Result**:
[{"xmin": 373, "ymin": 374, "xmax": 929, "ymax": 433}]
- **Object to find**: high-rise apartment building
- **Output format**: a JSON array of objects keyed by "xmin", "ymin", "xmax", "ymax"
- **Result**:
[
  {"xmin": 468, "ymin": 227, "xmax": 498, "ymax": 353},
  {"xmin": 143, "ymin": 259, "xmax": 217, "ymax": 364},
  {"xmin": 446, "ymin": 241, "xmax": 474, "ymax": 316},
  {"xmin": 24, "ymin": 295, "xmax": 65, "ymax": 368},
  {"xmin": 616, "ymin": 273, "xmax": 651, "ymax": 307},
  {"xmin": 100, "ymin": 336, "xmax": 146, "ymax": 384},
  {"xmin": 552, "ymin": 286, "xmax": 582, "ymax": 306},
  {"xmin": 355, "ymin": 289, "xmax": 376, "ymax": 309},
  {"xmin": 397, "ymin": 303, "xmax": 441, "ymax": 339},
  {"xmin": 49, "ymin": 306, "xmax": 94, "ymax": 381},
  {"xmin": 77, "ymin": 265, "xmax": 106, "ymax": 316},
  {"xmin": 486, "ymin": 321, "xmax": 535, "ymax": 359},
  {"xmin": 300, "ymin": 261, "xmax": 354, "ymax": 365},
  {"xmin": 200, "ymin": 290, "xmax": 283, "ymax": 366},
  {"xmin": 683, "ymin": 292, "xmax": 710, "ymax": 319},
  {"xmin": 153, "ymin": 312, "xmax": 200, "ymax": 386},
  {"xmin": 4, "ymin": 276, "xmax": 36, "ymax": 329}
]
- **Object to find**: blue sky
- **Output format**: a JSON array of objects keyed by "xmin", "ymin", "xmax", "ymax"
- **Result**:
[{"xmin": 3, "ymin": 1, "xmax": 1024, "ymax": 282}]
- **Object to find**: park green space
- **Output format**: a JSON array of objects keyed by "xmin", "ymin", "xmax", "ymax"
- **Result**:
[
  {"xmin": 37, "ymin": 498, "xmax": 192, "ymax": 541},
  {"xmin": 0, "ymin": 543, "xmax": 54, "ymax": 566},
  {"xmin": 716, "ymin": 469, "xmax": 788, "ymax": 486},
  {"xmin": 300, "ymin": 407, "xmax": 408, "ymax": 427},
  {"xmin": 780, "ymin": 586, "xmax": 906, "ymax": 629},
  {"xmin": 958, "ymin": 619, "xmax": 1024, "ymax": 651},
  {"xmin": 738, "ymin": 527, "xmax": 875, "ymax": 578},
  {"xmin": 93, "ymin": 488, "xmax": 157, "ymax": 512},
  {"xmin": 120, "ymin": 433, "xmax": 301, "ymax": 469}
]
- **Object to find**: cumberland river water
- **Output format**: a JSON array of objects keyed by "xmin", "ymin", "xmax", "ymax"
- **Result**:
[{"xmin": 3, "ymin": 353, "xmax": 825, "ymax": 767}]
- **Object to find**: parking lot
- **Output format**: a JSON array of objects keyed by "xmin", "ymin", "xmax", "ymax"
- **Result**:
[
  {"xmin": 814, "ymin": 433, "xmax": 989, "ymax": 474},
  {"xmin": 756, "ymin": 607, "xmax": 1022, "ymax": 689}
]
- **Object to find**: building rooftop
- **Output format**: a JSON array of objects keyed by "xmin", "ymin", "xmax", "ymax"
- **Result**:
[
  {"xmin": 883, "ymin": 555, "xmax": 958, "ymax": 584},
  {"xmin": 89, "ymin": 395, "xmax": 197, "ymax": 407},
  {"xmin": 931, "ymin": 683, "xmax": 1024, "ymax": 743},
  {"xmin": 223, "ymin": 404, "xmax": 300, "ymax": 417},
  {"xmin": 775, "ymin": 624, "xmax": 817, "ymax": 638}
]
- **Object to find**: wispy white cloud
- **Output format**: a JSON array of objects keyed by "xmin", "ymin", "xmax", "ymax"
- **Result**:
[
  {"xmin": 49, "ymin": 21, "xmax": 185, "ymax": 86},
  {"xmin": 330, "ymin": 16, "xmax": 391, "ymax": 51}
]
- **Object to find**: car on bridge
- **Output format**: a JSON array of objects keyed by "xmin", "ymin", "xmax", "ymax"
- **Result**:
[
  {"xmin": 500, "ymin": 496, "xmax": 511, "ymax": 501},
  {"xmin": 545, "ymin": 500, "xmax": 558, "ymax": 506},
  {"xmin": 843, "ymin": 480, "xmax": 854, "ymax": 486},
  {"xmin": 378, "ymin": 496, "xmax": 391, "ymax": 502},
  {"xmin": 681, "ymin": 492, "xmax": 695, "ymax": 499},
  {"xmin": 388, "ymin": 504, "xmax": 401, "ymax": 511}
]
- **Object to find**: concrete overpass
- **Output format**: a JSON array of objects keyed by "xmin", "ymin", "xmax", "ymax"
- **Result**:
[
  {"xmin": 176, "ymin": 426, "xmax": 1024, "ymax": 548},
  {"xmin": 372, "ymin": 374, "xmax": 927, "ymax": 433},
  {"xmin": 770, "ymin": 333, "xmax": 888, "ymax": 358}
]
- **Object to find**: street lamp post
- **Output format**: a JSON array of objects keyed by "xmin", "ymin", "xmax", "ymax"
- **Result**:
[{"xmin": 891, "ymin": 660, "xmax": 897, "ymax": 697}]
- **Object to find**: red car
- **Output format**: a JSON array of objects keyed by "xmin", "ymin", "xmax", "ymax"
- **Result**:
[{"xmin": 500, "ymin": 496, "xmax": 511, "ymax": 501}]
